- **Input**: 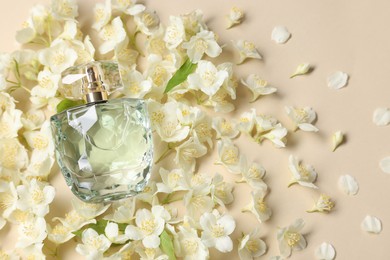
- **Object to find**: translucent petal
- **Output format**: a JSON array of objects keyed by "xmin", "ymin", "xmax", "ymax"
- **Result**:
[
  {"xmin": 327, "ymin": 71, "xmax": 349, "ymax": 89},
  {"xmin": 373, "ymin": 108, "xmax": 390, "ymax": 126},
  {"xmin": 315, "ymin": 242, "xmax": 336, "ymax": 260},
  {"xmin": 271, "ymin": 26, "xmax": 291, "ymax": 44},
  {"xmin": 361, "ymin": 215, "xmax": 382, "ymax": 234},
  {"xmin": 338, "ymin": 175, "xmax": 359, "ymax": 195},
  {"xmin": 379, "ymin": 157, "xmax": 390, "ymax": 174}
]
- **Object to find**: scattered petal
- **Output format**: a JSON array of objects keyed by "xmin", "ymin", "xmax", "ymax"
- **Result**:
[
  {"xmin": 361, "ymin": 215, "xmax": 382, "ymax": 234},
  {"xmin": 315, "ymin": 242, "xmax": 336, "ymax": 260},
  {"xmin": 331, "ymin": 131, "xmax": 344, "ymax": 152},
  {"xmin": 338, "ymin": 175, "xmax": 359, "ymax": 196},
  {"xmin": 226, "ymin": 7, "xmax": 244, "ymax": 29},
  {"xmin": 271, "ymin": 26, "xmax": 291, "ymax": 44},
  {"xmin": 327, "ymin": 71, "xmax": 349, "ymax": 90},
  {"xmin": 379, "ymin": 157, "xmax": 390, "ymax": 174},
  {"xmin": 373, "ymin": 108, "xmax": 390, "ymax": 126}
]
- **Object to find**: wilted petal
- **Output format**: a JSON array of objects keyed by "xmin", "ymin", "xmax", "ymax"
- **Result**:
[
  {"xmin": 338, "ymin": 175, "xmax": 359, "ymax": 196},
  {"xmin": 361, "ymin": 215, "xmax": 382, "ymax": 234}
]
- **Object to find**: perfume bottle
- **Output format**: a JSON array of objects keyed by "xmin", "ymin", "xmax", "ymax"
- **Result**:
[{"xmin": 51, "ymin": 61, "xmax": 153, "ymax": 203}]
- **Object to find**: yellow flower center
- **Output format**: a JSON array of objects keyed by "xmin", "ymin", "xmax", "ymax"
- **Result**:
[
  {"xmin": 244, "ymin": 41, "xmax": 256, "ymax": 51},
  {"xmin": 88, "ymin": 236, "xmax": 104, "ymax": 248},
  {"xmin": 31, "ymin": 188, "xmax": 45, "ymax": 204},
  {"xmin": 181, "ymin": 109, "xmax": 190, "ymax": 117},
  {"xmin": 32, "ymin": 135, "xmax": 49, "ymax": 150},
  {"xmin": 22, "ymin": 222, "xmax": 37, "ymax": 238},
  {"xmin": 39, "ymin": 76, "xmax": 53, "ymax": 89},
  {"xmin": 151, "ymin": 111, "xmax": 165, "ymax": 124},
  {"xmin": 240, "ymin": 117, "xmax": 250, "ymax": 123},
  {"xmin": 246, "ymin": 239, "xmax": 260, "ymax": 253},
  {"xmin": 65, "ymin": 211, "xmax": 84, "ymax": 224},
  {"xmin": 143, "ymin": 186, "xmax": 152, "ymax": 193},
  {"xmin": 168, "ymin": 172, "xmax": 181, "ymax": 185},
  {"xmin": 195, "ymin": 39, "xmax": 208, "ymax": 52},
  {"xmin": 255, "ymin": 78, "xmax": 267, "ymax": 87},
  {"xmin": 183, "ymin": 239, "xmax": 198, "ymax": 254},
  {"xmin": 221, "ymin": 148, "xmax": 238, "ymax": 164},
  {"xmin": 53, "ymin": 53, "xmax": 65, "ymax": 66},
  {"xmin": 211, "ymin": 224, "xmax": 225, "ymax": 237},
  {"xmin": 94, "ymin": 8, "xmax": 105, "ymax": 22},
  {"xmin": 150, "ymin": 38, "xmax": 166, "ymax": 55},
  {"xmin": 256, "ymin": 199, "xmax": 267, "ymax": 213},
  {"xmin": 151, "ymin": 65, "xmax": 167, "ymax": 86},
  {"xmin": 221, "ymin": 122, "xmax": 232, "ymax": 133},
  {"xmin": 52, "ymin": 224, "xmax": 69, "ymax": 236},
  {"xmin": 0, "ymin": 193, "xmax": 15, "ymax": 210},
  {"xmin": 103, "ymin": 25, "xmax": 114, "ymax": 40},
  {"xmin": 142, "ymin": 13, "xmax": 158, "ymax": 27},
  {"xmin": 60, "ymin": 3, "xmax": 73, "ymax": 17},
  {"xmin": 0, "ymin": 143, "xmax": 18, "ymax": 169},
  {"xmin": 201, "ymin": 70, "xmax": 216, "ymax": 86},
  {"xmin": 298, "ymin": 164, "xmax": 310, "ymax": 180},
  {"xmin": 140, "ymin": 219, "xmax": 156, "ymax": 235},
  {"xmin": 195, "ymin": 123, "xmax": 211, "ymax": 140},
  {"xmin": 248, "ymin": 166, "xmax": 261, "ymax": 180},
  {"xmin": 285, "ymin": 232, "xmax": 301, "ymax": 247},
  {"xmin": 129, "ymin": 83, "xmax": 141, "ymax": 94},
  {"xmin": 294, "ymin": 108, "xmax": 309, "ymax": 122}
]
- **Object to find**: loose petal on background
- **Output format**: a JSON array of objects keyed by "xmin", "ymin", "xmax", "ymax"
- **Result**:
[
  {"xmin": 327, "ymin": 71, "xmax": 349, "ymax": 89},
  {"xmin": 361, "ymin": 215, "xmax": 382, "ymax": 234},
  {"xmin": 373, "ymin": 108, "xmax": 390, "ymax": 126},
  {"xmin": 315, "ymin": 242, "xmax": 336, "ymax": 260},
  {"xmin": 338, "ymin": 175, "xmax": 359, "ymax": 195}
]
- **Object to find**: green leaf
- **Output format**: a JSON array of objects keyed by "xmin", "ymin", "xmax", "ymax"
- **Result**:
[
  {"xmin": 164, "ymin": 58, "xmax": 197, "ymax": 94},
  {"xmin": 56, "ymin": 98, "xmax": 85, "ymax": 113},
  {"xmin": 72, "ymin": 219, "xmax": 109, "ymax": 238},
  {"xmin": 160, "ymin": 230, "xmax": 176, "ymax": 260}
]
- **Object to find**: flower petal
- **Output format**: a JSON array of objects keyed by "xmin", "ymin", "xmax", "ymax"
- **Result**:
[
  {"xmin": 379, "ymin": 157, "xmax": 390, "ymax": 174},
  {"xmin": 271, "ymin": 26, "xmax": 291, "ymax": 44},
  {"xmin": 338, "ymin": 175, "xmax": 359, "ymax": 196},
  {"xmin": 361, "ymin": 215, "xmax": 382, "ymax": 234},
  {"xmin": 327, "ymin": 71, "xmax": 349, "ymax": 90},
  {"xmin": 373, "ymin": 108, "xmax": 390, "ymax": 126},
  {"xmin": 315, "ymin": 242, "xmax": 336, "ymax": 260}
]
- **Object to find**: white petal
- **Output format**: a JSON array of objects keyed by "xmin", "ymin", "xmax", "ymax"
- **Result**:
[
  {"xmin": 331, "ymin": 131, "xmax": 344, "ymax": 152},
  {"xmin": 338, "ymin": 175, "xmax": 359, "ymax": 196},
  {"xmin": 298, "ymin": 123, "xmax": 319, "ymax": 132},
  {"xmin": 379, "ymin": 157, "xmax": 390, "ymax": 174},
  {"xmin": 361, "ymin": 215, "xmax": 382, "ymax": 234},
  {"xmin": 327, "ymin": 71, "xmax": 349, "ymax": 90},
  {"xmin": 315, "ymin": 242, "xmax": 336, "ymax": 260},
  {"xmin": 373, "ymin": 108, "xmax": 390, "ymax": 126},
  {"xmin": 271, "ymin": 26, "xmax": 291, "ymax": 44}
]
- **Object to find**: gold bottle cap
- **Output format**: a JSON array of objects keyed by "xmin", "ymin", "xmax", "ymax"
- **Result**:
[{"xmin": 82, "ymin": 65, "xmax": 108, "ymax": 103}]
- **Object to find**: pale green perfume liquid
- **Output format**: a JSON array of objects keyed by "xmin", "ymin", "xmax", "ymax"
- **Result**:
[{"xmin": 51, "ymin": 98, "xmax": 153, "ymax": 203}]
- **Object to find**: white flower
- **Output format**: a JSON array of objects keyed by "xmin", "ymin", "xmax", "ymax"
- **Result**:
[
  {"xmin": 31, "ymin": 69, "xmax": 61, "ymax": 99},
  {"xmin": 52, "ymin": 210, "xmax": 96, "ymax": 231},
  {"xmin": 0, "ymin": 138, "xmax": 28, "ymax": 175},
  {"xmin": 271, "ymin": 26, "xmax": 291, "ymax": 44},
  {"xmin": 212, "ymin": 117, "xmax": 240, "ymax": 139},
  {"xmin": 156, "ymin": 168, "xmax": 189, "ymax": 194},
  {"xmin": 232, "ymin": 40, "xmax": 262, "ymax": 64},
  {"xmin": 277, "ymin": 219, "xmax": 307, "ymax": 258},
  {"xmin": 0, "ymin": 109, "xmax": 23, "ymax": 138},
  {"xmin": 373, "ymin": 107, "xmax": 390, "ymax": 126},
  {"xmin": 290, "ymin": 63, "xmax": 311, "ymax": 78},
  {"xmin": 99, "ymin": 17, "xmax": 127, "ymax": 54},
  {"xmin": 216, "ymin": 138, "xmax": 245, "ymax": 174},
  {"xmin": 15, "ymin": 216, "xmax": 47, "ymax": 248},
  {"xmin": 92, "ymin": 0, "xmax": 111, "ymax": 31},
  {"xmin": 58, "ymin": 20, "xmax": 79, "ymax": 40},
  {"xmin": 38, "ymin": 40, "xmax": 77, "ymax": 73},
  {"xmin": 51, "ymin": 0, "xmax": 78, "ymax": 20},
  {"xmin": 184, "ymin": 184, "xmax": 214, "ymax": 220},
  {"xmin": 174, "ymin": 225, "xmax": 209, "ymax": 259},
  {"xmin": 21, "ymin": 109, "xmax": 45, "ymax": 130},
  {"xmin": 25, "ymin": 153, "xmax": 54, "ymax": 180},
  {"xmin": 136, "ymin": 181, "xmax": 159, "ymax": 205},
  {"xmin": 105, "ymin": 222, "xmax": 128, "ymax": 244},
  {"xmin": 254, "ymin": 115, "xmax": 287, "ymax": 148},
  {"xmin": 112, "ymin": 0, "xmax": 145, "ymax": 15},
  {"xmin": 0, "ymin": 92, "xmax": 16, "ymax": 114},
  {"xmin": 148, "ymin": 101, "xmax": 190, "ymax": 143},
  {"xmin": 23, "ymin": 121, "xmax": 54, "ymax": 157},
  {"xmin": 174, "ymin": 136, "xmax": 208, "ymax": 173},
  {"xmin": 20, "ymin": 243, "xmax": 45, "ymax": 260},
  {"xmin": 203, "ymin": 88, "xmax": 235, "ymax": 113},
  {"xmin": 192, "ymin": 114, "xmax": 213, "ymax": 147},
  {"xmin": 338, "ymin": 174, "xmax": 359, "ymax": 195},
  {"xmin": 176, "ymin": 102, "xmax": 202, "ymax": 126},
  {"xmin": 315, "ymin": 242, "xmax": 336, "ymax": 260},
  {"xmin": 125, "ymin": 206, "xmax": 170, "ymax": 248},
  {"xmin": 238, "ymin": 161, "xmax": 268, "ymax": 190},
  {"xmin": 331, "ymin": 131, "xmax": 344, "ymax": 151},
  {"xmin": 182, "ymin": 30, "xmax": 222, "ymax": 63},
  {"xmin": 200, "ymin": 209, "xmax": 236, "ymax": 253},
  {"xmin": 76, "ymin": 228, "xmax": 111, "ymax": 259},
  {"xmin": 181, "ymin": 9, "xmax": 207, "ymax": 38},
  {"xmin": 71, "ymin": 198, "xmax": 110, "ymax": 219},
  {"xmin": 0, "ymin": 216, "xmax": 5, "ymax": 230},
  {"xmin": 237, "ymin": 108, "xmax": 256, "ymax": 134},
  {"xmin": 226, "ymin": 7, "xmax": 244, "ymax": 29},
  {"xmin": 238, "ymin": 228, "xmax": 267, "ymax": 260},
  {"xmin": 0, "ymin": 248, "xmax": 19, "ymax": 260},
  {"xmin": 0, "ymin": 181, "xmax": 19, "ymax": 220},
  {"xmin": 136, "ymin": 246, "xmax": 168, "ymax": 260},
  {"xmin": 211, "ymin": 173, "xmax": 234, "ymax": 206},
  {"xmin": 327, "ymin": 71, "xmax": 349, "ymax": 90},
  {"xmin": 188, "ymin": 60, "xmax": 228, "ymax": 96},
  {"xmin": 164, "ymin": 16, "xmax": 185, "ymax": 49},
  {"xmin": 122, "ymin": 69, "xmax": 152, "ymax": 98},
  {"xmin": 288, "ymin": 155, "xmax": 318, "ymax": 189},
  {"xmin": 285, "ymin": 106, "xmax": 318, "ymax": 132},
  {"xmin": 16, "ymin": 179, "xmax": 55, "ymax": 217},
  {"xmin": 104, "ymin": 197, "xmax": 136, "ymax": 223},
  {"xmin": 307, "ymin": 194, "xmax": 335, "ymax": 213},
  {"xmin": 48, "ymin": 223, "xmax": 75, "ymax": 244},
  {"xmin": 242, "ymin": 189, "xmax": 272, "ymax": 223},
  {"xmin": 379, "ymin": 156, "xmax": 390, "ymax": 174},
  {"xmin": 241, "ymin": 74, "xmax": 277, "ymax": 102},
  {"xmin": 361, "ymin": 215, "xmax": 382, "ymax": 234},
  {"xmin": 134, "ymin": 11, "xmax": 161, "ymax": 36}
]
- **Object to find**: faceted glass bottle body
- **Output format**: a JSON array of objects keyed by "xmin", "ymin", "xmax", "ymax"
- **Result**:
[{"xmin": 51, "ymin": 98, "xmax": 153, "ymax": 203}]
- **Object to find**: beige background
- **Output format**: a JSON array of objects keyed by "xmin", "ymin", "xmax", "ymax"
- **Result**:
[{"xmin": 1, "ymin": 0, "xmax": 390, "ymax": 259}]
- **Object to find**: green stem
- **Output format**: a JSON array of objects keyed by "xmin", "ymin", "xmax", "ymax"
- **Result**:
[
  {"xmin": 287, "ymin": 181, "xmax": 298, "ymax": 188},
  {"xmin": 162, "ymin": 195, "xmax": 184, "ymax": 205},
  {"xmin": 154, "ymin": 147, "xmax": 173, "ymax": 164}
]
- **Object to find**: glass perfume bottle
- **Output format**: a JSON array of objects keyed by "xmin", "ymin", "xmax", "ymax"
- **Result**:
[{"xmin": 51, "ymin": 61, "xmax": 153, "ymax": 203}]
